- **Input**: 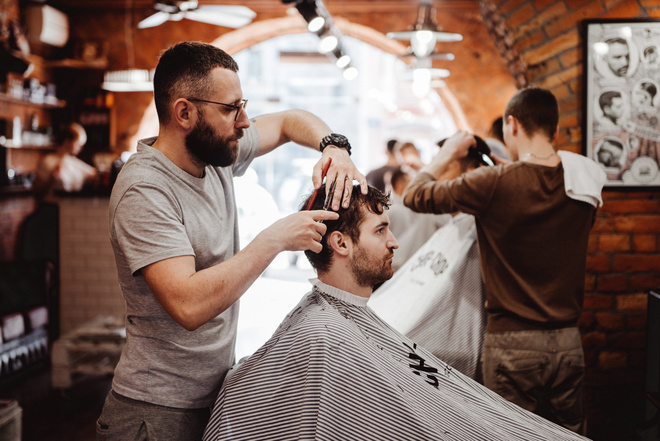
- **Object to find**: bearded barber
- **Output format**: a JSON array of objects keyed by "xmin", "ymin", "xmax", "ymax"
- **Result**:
[{"xmin": 97, "ymin": 41, "xmax": 366, "ymax": 441}]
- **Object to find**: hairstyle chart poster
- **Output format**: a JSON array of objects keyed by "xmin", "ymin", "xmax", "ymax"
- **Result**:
[{"xmin": 585, "ymin": 20, "xmax": 660, "ymax": 188}]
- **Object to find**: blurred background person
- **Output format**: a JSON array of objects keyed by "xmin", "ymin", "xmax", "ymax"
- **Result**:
[
  {"xmin": 33, "ymin": 122, "xmax": 97, "ymax": 201},
  {"xmin": 367, "ymin": 139, "xmax": 423, "ymax": 194},
  {"xmin": 366, "ymin": 139, "xmax": 401, "ymax": 192},
  {"xmin": 393, "ymin": 141, "xmax": 424, "ymax": 175},
  {"xmin": 484, "ymin": 116, "xmax": 510, "ymax": 159}
]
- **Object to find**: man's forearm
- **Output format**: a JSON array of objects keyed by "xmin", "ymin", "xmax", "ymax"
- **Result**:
[
  {"xmin": 403, "ymin": 172, "xmax": 452, "ymax": 215},
  {"xmin": 281, "ymin": 109, "xmax": 332, "ymax": 151},
  {"xmin": 254, "ymin": 109, "xmax": 332, "ymax": 156}
]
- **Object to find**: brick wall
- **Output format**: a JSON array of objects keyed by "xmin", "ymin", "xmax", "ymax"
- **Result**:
[
  {"xmin": 480, "ymin": 0, "xmax": 660, "ymax": 439},
  {"xmin": 58, "ymin": 197, "xmax": 124, "ymax": 334}
]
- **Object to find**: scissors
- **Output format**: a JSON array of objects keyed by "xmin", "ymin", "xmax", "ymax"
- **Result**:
[
  {"xmin": 305, "ymin": 158, "xmax": 334, "ymax": 211},
  {"xmin": 323, "ymin": 176, "xmax": 336, "ymax": 211}
]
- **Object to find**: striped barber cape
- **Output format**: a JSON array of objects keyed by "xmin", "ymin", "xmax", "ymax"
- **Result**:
[
  {"xmin": 369, "ymin": 213, "xmax": 486, "ymax": 380},
  {"xmin": 203, "ymin": 279, "xmax": 590, "ymax": 441}
]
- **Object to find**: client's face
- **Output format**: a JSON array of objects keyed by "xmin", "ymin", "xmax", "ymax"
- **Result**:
[{"xmin": 350, "ymin": 209, "xmax": 399, "ymax": 288}]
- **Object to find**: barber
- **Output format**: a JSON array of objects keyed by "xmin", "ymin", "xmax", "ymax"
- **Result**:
[{"xmin": 96, "ymin": 41, "xmax": 366, "ymax": 441}]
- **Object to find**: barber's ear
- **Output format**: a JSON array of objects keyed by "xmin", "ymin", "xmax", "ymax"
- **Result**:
[
  {"xmin": 326, "ymin": 231, "xmax": 350, "ymax": 256},
  {"xmin": 509, "ymin": 116, "xmax": 519, "ymax": 136},
  {"xmin": 173, "ymin": 98, "xmax": 195, "ymax": 130}
]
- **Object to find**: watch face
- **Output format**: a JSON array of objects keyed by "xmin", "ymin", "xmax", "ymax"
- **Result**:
[{"xmin": 331, "ymin": 134, "xmax": 347, "ymax": 146}]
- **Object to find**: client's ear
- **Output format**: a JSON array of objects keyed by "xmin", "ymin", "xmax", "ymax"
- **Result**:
[{"xmin": 326, "ymin": 231, "xmax": 350, "ymax": 257}]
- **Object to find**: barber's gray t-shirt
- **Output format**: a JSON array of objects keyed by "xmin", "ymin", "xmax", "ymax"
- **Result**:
[{"xmin": 108, "ymin": 126, "xmax": 259, "ymax": 408}]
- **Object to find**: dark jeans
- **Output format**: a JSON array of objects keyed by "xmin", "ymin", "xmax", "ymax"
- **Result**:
[
  {"xmin": 96, "ymin": 390, "xmax": 211, "ymax": 441},
  {"xmin": 482, "ymin": 327, "xmax": 586, "ymax": 435}
]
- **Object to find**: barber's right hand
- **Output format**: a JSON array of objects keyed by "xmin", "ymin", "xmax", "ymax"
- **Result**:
[{"xmin": 268, "ymin": 210, "xmax": 339, "ymax": 254}]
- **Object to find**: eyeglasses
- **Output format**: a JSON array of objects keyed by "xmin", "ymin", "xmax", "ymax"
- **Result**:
[{"xmin": 188, "ymin": 98, "xmax": 248, "ymax": 121}]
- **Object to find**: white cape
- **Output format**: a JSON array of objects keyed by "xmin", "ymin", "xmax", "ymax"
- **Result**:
[
  {"xmin": 369, "ymin": 213, "xmax": 486, "ymax": 380},
  {"xmin": 203, "ymin": 280, "xmax": 589, "ymax": 441}
]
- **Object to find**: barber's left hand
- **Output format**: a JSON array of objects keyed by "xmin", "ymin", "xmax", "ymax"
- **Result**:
[{"xmin": 312, "ymin": 147, "xmax": 367, "ymax": 210}]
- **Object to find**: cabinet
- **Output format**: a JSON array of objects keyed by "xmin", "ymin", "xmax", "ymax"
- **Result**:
[{"xmin": 0, "ymin": 55, "xmax": 109, "ymax": 188}]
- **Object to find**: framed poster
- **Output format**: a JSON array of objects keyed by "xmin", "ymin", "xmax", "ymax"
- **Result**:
[{"xmin": 583, "ymin": 19, "xmax": 660, "ymax": 189}]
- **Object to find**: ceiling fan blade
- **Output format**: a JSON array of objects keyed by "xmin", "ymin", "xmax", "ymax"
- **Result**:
[
  {"xmin": 386, "ymin": 31, "xmax": 416, "ymax": 41},
  {"xmin": 429, "ymin": 53, "xmax": 455, "ymax": 61},
  {"xmin": 429, "ymin": 68, "xmax": 450, "ymax": 78},
  {"xmin": 198, "ymin": 5, "xmax": 256, "ymax": 20},
  {"xmin": 387, "ymin": 30, "xmax": 462, "ymax": 43},
  {"xmin": 185, "ymin": 6, "xmax": 255, "ymax": 28},
  {"xmin": 138, "ymin": 11, "xmax": 170, "ymax": 29},
  {"xmin": 432, "ymin": 31, "xmax": 463, "ymax": 42}
]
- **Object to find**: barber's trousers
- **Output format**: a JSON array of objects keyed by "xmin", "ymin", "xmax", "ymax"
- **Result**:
[
  {"xmin": 482, "ymin": 327, "xmax": 587, "ymax": 436},
  {"xmin": 96, "ymin": 390, "xmax": 210, "ymax": 441}
]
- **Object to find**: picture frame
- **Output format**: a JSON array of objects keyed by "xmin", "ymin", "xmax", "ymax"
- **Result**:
[{"xmin": 582, "ymin": 18, "xmax": 660, "ymax": 189}]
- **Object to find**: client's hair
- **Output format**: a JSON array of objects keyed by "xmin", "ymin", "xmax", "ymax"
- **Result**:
[{"xmin": 301, "ymin": 184, "xmax": 390, "ymax": 273}]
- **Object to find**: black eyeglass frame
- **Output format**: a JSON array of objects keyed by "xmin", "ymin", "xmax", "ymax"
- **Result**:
[{"xmin": 188, "ymin": 97, "xmax": 248, "ymax": 121}]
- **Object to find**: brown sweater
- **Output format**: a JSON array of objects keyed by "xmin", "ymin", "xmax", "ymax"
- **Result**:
[{"xmin": 404, "ymin": 162, "xmax": 596, "ymax": 333}]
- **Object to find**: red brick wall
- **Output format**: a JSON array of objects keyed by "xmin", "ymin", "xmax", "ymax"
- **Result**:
[{"xmin": 481, "ymin": 0, "xmax": 660, "ymax": 439}]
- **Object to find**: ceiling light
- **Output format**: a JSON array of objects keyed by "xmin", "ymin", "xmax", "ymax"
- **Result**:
[
  {"xmin": 318, "ymin": 35, "xmax": 338, "ymax": 54},
  {"xmin": 308, "ymin": 16, "xmax": 325, "ymax": 33},
  {"xmin": 386, "ymin": 0, "xmax": 462, "ymax": 60},
  {"xmin": 336, "ymin": 54, "xmax": 351, "ymax": 68},
  {"xmin": 343, "ymin": 66, "xmax": 358, "ymax": 81},
  {"xmin": 102, "ymin": 69, "xmax": 153, "ymax": 92}
]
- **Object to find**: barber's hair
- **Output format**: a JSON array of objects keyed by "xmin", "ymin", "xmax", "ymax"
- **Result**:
[
  {"xmin": 504, "ymin": 87, "xmax": 558, "ymax": 141},
  {"xmin": 301, "ymin": 184, "xmax": 390, "ymax": 273},
  {"xmin": 153, "ymin": 41, "xmax": 239, "ymax": 124},
  {"xmin": 599, "ymin": 90, "xmax": 622, "ymax": 110}
]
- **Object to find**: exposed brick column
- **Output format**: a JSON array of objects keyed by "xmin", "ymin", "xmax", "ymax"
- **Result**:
[{"xmin": 479, "ymin": 0, "xmax": 528, "ymax": 89}]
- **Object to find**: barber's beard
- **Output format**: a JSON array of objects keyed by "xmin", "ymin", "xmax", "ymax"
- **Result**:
[
  {"xmin": 185, "ymin": 115, "xmax": 243, "ymax": 167},
  {"xmin": 350, "ymin": 244, "xmax": 394, "ymax": 289}
]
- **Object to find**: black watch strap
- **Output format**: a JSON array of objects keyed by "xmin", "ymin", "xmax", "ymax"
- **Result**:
[{"xmin": 320, "ymin": 133, "xmax": 351, "ymax": 156}]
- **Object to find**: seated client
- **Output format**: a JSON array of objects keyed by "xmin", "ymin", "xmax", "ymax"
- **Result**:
[{"xmin": 202, "ymin": 184, "xmax": 590, "ymax": 441}]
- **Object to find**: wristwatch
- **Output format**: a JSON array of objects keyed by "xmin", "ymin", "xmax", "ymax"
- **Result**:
[{"xmin": 319, "ymin": 133, "xmax": 351, "ymax": 156}]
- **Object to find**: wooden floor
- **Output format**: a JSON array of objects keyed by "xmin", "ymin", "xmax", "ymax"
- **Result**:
[{"xmin": 0, "ymin": 364, "xmax": 111, "ymax": 441}]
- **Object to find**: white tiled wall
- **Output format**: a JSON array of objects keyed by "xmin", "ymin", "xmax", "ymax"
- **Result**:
[{"xmin": 58, "ymin": 197, "xmax": 125, "ymax": 334}]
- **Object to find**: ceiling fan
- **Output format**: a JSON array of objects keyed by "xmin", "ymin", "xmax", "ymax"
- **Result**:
[
  {"xmin": 386, "ymin": 0, "xmax": 462, "ymax": 60},
  {"xmin": 138, "ymin": 1, "xmax": 256, "ymax": 29}
]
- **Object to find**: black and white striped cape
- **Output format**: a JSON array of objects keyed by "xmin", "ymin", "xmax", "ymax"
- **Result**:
[{"xmin": 203, "ymin": 280, "xmax": 590, "ymax": 441}]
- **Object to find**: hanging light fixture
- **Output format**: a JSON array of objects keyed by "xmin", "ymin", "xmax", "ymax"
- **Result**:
[
  {"xmin": 387, "ymin": 0, "xmax": 463, "ymax": 60},
  {"xmin": 283, "ymin": 0, "xmax": 357, "ymax": 79}
]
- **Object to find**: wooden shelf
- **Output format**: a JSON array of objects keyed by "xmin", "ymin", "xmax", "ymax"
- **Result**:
[
  {"xmin": 29, "ymin": 54, "xmax": 108, "ymax": 70},
  {"xmin": 0, "ymin": 93, "xmax": 66, "ymax": 109},
  {"xmin": 0, "ymin": 142, "xmax": 55, "ymax": 150}
]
